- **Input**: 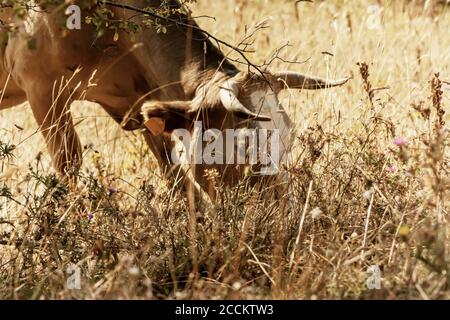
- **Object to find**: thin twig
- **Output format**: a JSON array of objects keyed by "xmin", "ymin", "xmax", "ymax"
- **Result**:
[
  {"xmin": 101, "ymin": 0, "xmax": 266, "ymax": 75},
  {"xmin": 289, "ymin": 180, "xmax": 313, "ymax": 269},
  {"xmin": 362, "ymin": 192, "xmax": 374, "ymax": 248}
]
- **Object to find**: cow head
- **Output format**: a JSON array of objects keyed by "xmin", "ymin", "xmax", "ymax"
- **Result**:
[{"xmin": 121, "ymin": 70, "xmax": 349, "ymax": 190}]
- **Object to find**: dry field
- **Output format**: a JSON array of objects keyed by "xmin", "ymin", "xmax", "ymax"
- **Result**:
[{"xmin": 0, "ymin": 0, "xmax": 449, "ymax": 299}]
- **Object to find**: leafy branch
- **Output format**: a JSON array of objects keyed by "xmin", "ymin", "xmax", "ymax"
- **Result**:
[{"xmin": 99, "ymin": 0, "xmax": 266, "ymax": 74}]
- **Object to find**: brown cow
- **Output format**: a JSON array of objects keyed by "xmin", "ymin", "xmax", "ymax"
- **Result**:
[{"xmin": 0, "ymin": 0, "xmax": 348, "ymax": 196}]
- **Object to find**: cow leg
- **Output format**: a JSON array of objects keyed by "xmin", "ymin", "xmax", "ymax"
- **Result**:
[
  {"xmin": 0, "ymin": 71, "xmax": 27, "ymax": 110},
  {"xmin": 27, "ymin": 86, "xmax": 82, "ymax": 177},
  {"xmin": 142, "ymin": 131, "xmax": 179, "ymax": 178},
  {"xmin": 142, "ymin": 131, "xmax": 211, "ymax": 204}
]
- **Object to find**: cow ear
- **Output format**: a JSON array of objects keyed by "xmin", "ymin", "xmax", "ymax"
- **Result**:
[
  {"xmin": 141, "ymin": 100, "xmax": 192, "ymax": 136},
  {"xmin": 144, "ymin": 117, "xmax": 166, "ymax": 135}
]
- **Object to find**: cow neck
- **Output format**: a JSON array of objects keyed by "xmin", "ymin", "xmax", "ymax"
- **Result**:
[{"xmin": 115, "ymin": 2, "xmax": 239, "ymax": 101}]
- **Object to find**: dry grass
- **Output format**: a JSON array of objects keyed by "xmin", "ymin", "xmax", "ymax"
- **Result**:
[{"xmin": 0, "ymin": 0, "xmax": 449, "ymax": 299}]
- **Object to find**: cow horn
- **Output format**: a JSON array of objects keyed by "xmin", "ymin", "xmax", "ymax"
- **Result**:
[
  {"xmin": 272, "ymin": 71, "xmax": 350, "ymax": 90},
  {"xmin": 219, "ymin": 80, "xmax": 271, "ymax": 121}
]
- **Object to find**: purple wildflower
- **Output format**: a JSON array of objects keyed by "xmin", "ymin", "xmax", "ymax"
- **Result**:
[
  {"xmin": 387, "ymin": 165, "xmax": 397, "ymax": 173},
  {"xmin": 393, "ymin": 137, "xmax": 408, "ymax": 147},
  {"xmin": 108, "ymin": 187, "xmax": 118, "ymax": 195}
]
